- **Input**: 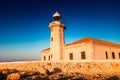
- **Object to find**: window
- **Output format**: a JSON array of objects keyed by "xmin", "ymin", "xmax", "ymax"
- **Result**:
[
  {"xmin": 69, "ymin": 53, "xmax": 73, "ymax": 60},
  {"xmin": 44, "ymin": 56, "xmax": 46, "ymax": 60},
  {"xmin": 112, "ymin": 52, "xmax": 115, "ymax": 59},
  {"xmin": 105, "ymin": 51, "xmax": 108, "ymax": 59},
  {"xmin": 51, "ymin": 54, "xmax": 53, "ymax": 58},
  {"xmin": 49, "ymin": 55, "xmax": 50, "ymax": 60},
  {"xmin": 51, "ymin": 37, "xmax": 53, "ymax": 41},
  {"xmin": 81, "ymin": 52, "xmax": 86, "ymax": 59},
  {"xmin": 119, "ymin": 53, "xmax": 120, "ymax": 59}
]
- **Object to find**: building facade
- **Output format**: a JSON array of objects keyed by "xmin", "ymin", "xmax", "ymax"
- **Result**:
[{"xmin": 41, "ymin": 12, "xmax": 120, "ymax": 61}]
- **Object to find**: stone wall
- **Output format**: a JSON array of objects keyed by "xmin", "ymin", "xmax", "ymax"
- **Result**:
[
  {"xmin": 0, "ymin": 61, "xmax": 120, "ymax": 73},
  {"xmin": 93, "ymin": 44, "xmax": 120, "ymax": 60},
  {"xmin": 64, "ymin": 42, "xmax": 93, "ymax": 60},
  {"xmin": 41, "ymin": 49, "xmax": 50, "ymax": 61}
]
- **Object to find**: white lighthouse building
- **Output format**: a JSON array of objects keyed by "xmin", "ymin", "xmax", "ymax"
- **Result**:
[
  {"xmin": 49, "ymin": 12, "xmax": 65, "ymax": 61},
  {"xmin": 41, "ymin": 12, "xmax": 120, "ymax": 61}
]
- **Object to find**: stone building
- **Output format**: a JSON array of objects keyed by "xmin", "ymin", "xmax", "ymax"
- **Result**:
[{"xmin": 41, "ymin": 12, "xmax": 120, "ymax": 61}]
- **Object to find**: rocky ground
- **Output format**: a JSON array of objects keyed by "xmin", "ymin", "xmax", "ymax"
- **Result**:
[{"xmin": 0, "ymin": 69, "xmax": 120, "ymax": 80}]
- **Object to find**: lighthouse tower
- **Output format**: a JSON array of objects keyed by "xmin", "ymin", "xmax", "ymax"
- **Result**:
[{"xmin": 49, "ymin": 12, "xmax": 65, "ymax": 61}]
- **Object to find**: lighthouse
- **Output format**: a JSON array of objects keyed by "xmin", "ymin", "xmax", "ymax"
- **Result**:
[{"xmin": 49, "ymin": 12, "xmax": 65, "ymax": 61}]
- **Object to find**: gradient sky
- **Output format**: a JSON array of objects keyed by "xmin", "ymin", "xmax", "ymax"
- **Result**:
[{"xmin": 0, "ymin": 0, "xmax": 120, "ymax": 62}]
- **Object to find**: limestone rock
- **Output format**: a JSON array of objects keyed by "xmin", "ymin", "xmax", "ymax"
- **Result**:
[
  {"xmin": 6, "ymin": 73, "xmax": 20, "ymax": 80},
  {"xmin": 39, "ymin": 67, "xmax": 49, "ymax": 76}
]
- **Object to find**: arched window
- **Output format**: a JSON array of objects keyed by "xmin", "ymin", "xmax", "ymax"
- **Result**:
[
  {"xmin": 105, "ymin": 51, "xmax": 108, "ymax": 59},
  {"xmin": 81, "ymin": 51, "xmax": 86, "ymax": 59},
  {"xmin": 69, "ymin": 53, "xmax": 73, "ymax": 60}
]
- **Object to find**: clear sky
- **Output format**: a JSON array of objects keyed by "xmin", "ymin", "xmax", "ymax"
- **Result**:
[{"xmin": 0, "ymin": 0, "xmax": 120, "ymax": 62}]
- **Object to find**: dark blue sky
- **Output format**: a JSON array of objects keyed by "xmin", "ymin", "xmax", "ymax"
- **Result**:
[{"xmin": 0, "ymin": 0, "xmax": 120, "ymax": 62}]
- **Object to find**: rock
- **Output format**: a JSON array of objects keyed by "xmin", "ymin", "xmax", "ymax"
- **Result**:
[
  {"xmin": 31, "ymin": 75, "xmax": 36, "ymax": 79},
  {"xmin": 6, "ymin": 73, "xmax": 20, "ymax": 80},
  {"xmin": 2, "ymin": 70, "xmax": 7, "ymax": 74},
  {"xmin": 0, "ymin": 73, "xmax": 7, "ymax": 80},
  {"xmin": 39, "ymin": 67, "xmax": 49, "ymax": 75}
]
